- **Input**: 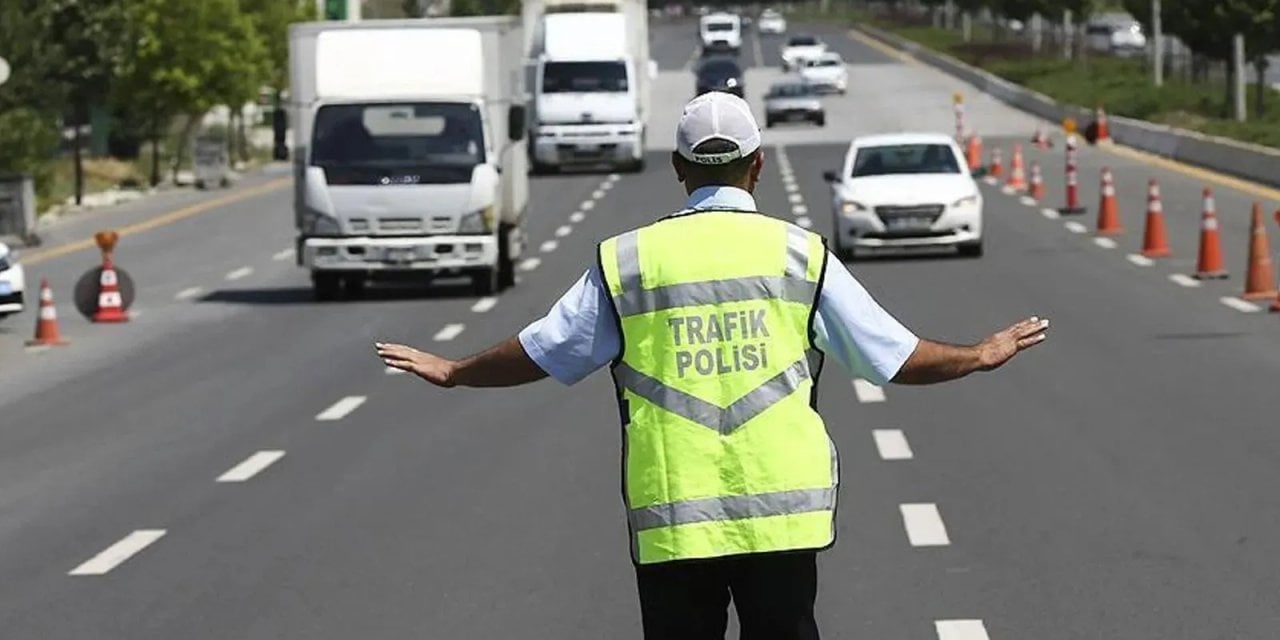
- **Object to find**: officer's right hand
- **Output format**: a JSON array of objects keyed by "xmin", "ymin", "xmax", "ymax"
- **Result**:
[{"xmin": 375, "ymin": 342, "xmax": 456, "ymax": 387}]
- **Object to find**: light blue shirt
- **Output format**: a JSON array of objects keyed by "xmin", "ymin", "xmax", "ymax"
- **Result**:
[{"xmin": 518, "ymin": 186, "xmax": 920, "ymax": 386}]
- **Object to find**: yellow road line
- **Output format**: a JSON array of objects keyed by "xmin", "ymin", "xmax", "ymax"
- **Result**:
[
  {"xmin": 21, "ymin": 178, "xmax": 290, "ymax": 266},
  {"xmin": 849, "ymin": 28, "xmax": 1280, "ymax": 202}
]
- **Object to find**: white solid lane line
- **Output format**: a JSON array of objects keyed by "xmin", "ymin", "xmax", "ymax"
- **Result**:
[
  {"xmin": 68, "ymin": 530, "xmax": 167, "ymax": 576},
  {"xmin": 792, "ymin": 204, "xmax": 808, "ymax": 216},
  {"xmin": 434, "ymin": 323, "xmax": 466, "ymax": 341},
  {"xmin": 900, "ymin": 503, "xmax": 951, "ymax": 547},
  {"xmin": 541, "ymin": 240, "xmax": 559, "ymax": 253},
  {"xmin": 315, "ymin": 396, "xmax": 366, "ymax": 421},
  {"xmin": 174, "ymin": 286, "xmax": 204, "ymax": 301},
  {"xmin": 852, "ymin": 379, "xmax": 886, "ymax": 403},
  {"xmin": 795, "ymin": 217, "xmax": 813, "ymax": 229},
  {"xmin": 217, "ymin": 450, "xmax": 286, "ymax": 483},
  {"xmin": 1041, "ymin": 208, "xmax": 1061, "ymax": 219},
  {"xmin": 555, "ymin": 225, "xmax": 572, "ymax": 238},
  {"xmin": 471, "ymin": 296, "xmax": 498, "ymax": 313},
  {"xmin": 581, "ymin": 200, "xmax": 596, "ymax": 211},
  {"xmin": 520, "ymin": 257, "xmax": 542, "ymax": 271},
  {"xmin": 272, "ymin": 248, "xmax": 295, "ymax": 261},
  {"xmin": 1220, "ymin": 296, "xmax": 1262, "ymax": 313},
  {"xmin": 1126, "ymin": 254, "xmax": 1154, "ymax": 267},
  {"xmin": 935, "ymin": 620, "xmax": 990, "ymax": 640},
  {"xmin": 570, "ymin": 211, "xmax": 585, "ymax": 223},
  {"xmin": 872, "ymin": 429, "xmax": 913, "ymax": 460},
  {"xmin": 225, "ymin": 266, "xmax": 254, "ymax": 281},
  {"xmin": 1064, "ymin": 221, "xmax": 1087, "ymax": 234},
  {"xmin": 1169, "ymin": 273, "xmax": 1201, "ymax": 288},
  {"xmin": 1093, "ymin": 237, "xmax": 1118, "ymax": 249}
]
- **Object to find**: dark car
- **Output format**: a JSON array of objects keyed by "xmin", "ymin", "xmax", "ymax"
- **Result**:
[{"xmin": 695, "ymin": 56, "xmax": 744, "ymax": 98}]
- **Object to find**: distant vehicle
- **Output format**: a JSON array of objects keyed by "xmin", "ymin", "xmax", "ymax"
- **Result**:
[
  {"xmin": 763, "ymin": 81, "xmax": 824, "ymax": 128},
  {"xmin": 192, "ymin": 135, "xmax": 233, "ymax": 190},
  {"xmin": 780, "ymin": 34, "xmax": 826, "ymax": 71},
  {"xmin": 695, "ymin": 56, "xmax": 744, "ymax": 97},
  {"xmin": 699, "ymin": 12, "xmax": 742, "ymax": 55},
  {"xmin": 1085, "ymin": 18, "xmax": 1147, "ymax": 57},
  {"xmin": 757, "ymin": 9, "xmax": 786, "ymax": 34},
  {"xmin": 824, "ymin": 133, "xmax": 983, "ymax": 260},
  {"xmin": 799, "ymin": 52, "xmax": 846, "ymax": 94},
  {"xmin": 0, "ymin": 240, "xmax": 25, "ymax": 319}
]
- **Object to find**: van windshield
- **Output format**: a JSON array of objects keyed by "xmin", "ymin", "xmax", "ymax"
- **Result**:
[
  {"xmin": 311, "ymin": 102, "xmax": 484, "ymax": 182},
  {"xmin": 542, "ymin": 61, "xmax": 629, "ymax": 93},
  {"xmin": 706, "ymin": 22, "xmax": 735, "ymax": 31}
]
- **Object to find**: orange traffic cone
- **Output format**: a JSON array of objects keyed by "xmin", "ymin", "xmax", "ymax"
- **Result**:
[
  {"xmin": 26, "ymin": 279, "xmax": 68, "ymax": 347},
  {"xmin": 1140, "ymin": 178, "xmax": 1171, "ymax": 258},
  {"xmin": 1028, "ymin": 163, "xmax": 1045, "ymax": 201},
  {"xmin": 1242, "ymin": 203, "xmax": 1277, "ymax": 300},
  {"xmin": 1005, "ymin": 144, "xmax": 1027, "ymax": 191},
  {"xmin": 966, "ymin": 135, "xmax": 983, "ymax": 173},
  {"xmin": 988, "ymin": 147, "xmax": 1004, "ymax": 178},
  {"xmin": 1094, "ymin": 105, "xmax": 1111, "ymax": 143},
  {"xmin": 93, "ymin": 256, "xmax": 129, "ymax": 323},
  {"xmin": 1095, "ymin": 167, "xmax": 1123, "ymax": 235},
  {"xmin": 1194, "ymin": 187, "xmax": 1228, "ymax": 279}
]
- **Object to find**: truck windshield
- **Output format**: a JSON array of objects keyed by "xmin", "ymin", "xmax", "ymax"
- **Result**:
[
  {"xmin": 706, "ymin": 22, "xmax": 735, "ymax": 32},
  {"xmin": 542, "ymin": 61, "xmax": 629, "ymax": 93},
  {"xmin": 311, "ymin": 102, "xmax": 485, "ymax": 180}
]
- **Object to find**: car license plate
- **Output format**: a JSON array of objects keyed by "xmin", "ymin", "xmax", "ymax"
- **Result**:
[
  {"xmin": 0, "ymin": 282, "xmax": 10, "ymax": 296},
  {"xmin": 385, "ymin": 248, "xmax": 414, "ymax": 263},
  {"xmin": 886, "ymin": 217, "xmax": 932, "ymax": 231}
]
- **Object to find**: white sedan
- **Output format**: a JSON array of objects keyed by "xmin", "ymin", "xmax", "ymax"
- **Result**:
[
  {"xmin": 779, "ymin": 34, "xmax": 826, "ymax": 71},
  {"xmin": 825, "ymin": 133, "xmax": 983, "ymax": 260},
  {"xmin": 799, "ymin": 52, "xmax": 847, "ymax": 94},
  {"xmin": 0, "ymin": 240, "xmax": 26, "ymax": 319}
]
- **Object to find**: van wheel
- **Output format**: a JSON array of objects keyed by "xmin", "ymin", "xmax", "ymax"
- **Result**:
[
  {"xmin": 312, "ymin": 273, "xmax": 341, "ymax": 301},
  {"xmin": 497, "ymin": 225, "xmax": 516, "ymax": 289},
  {"xmin": 472, "ymin": 267, "xmax": 499, "ymax": 296}
]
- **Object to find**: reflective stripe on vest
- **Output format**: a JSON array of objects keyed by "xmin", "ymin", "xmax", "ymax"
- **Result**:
[{"xmin": 599, "ymin": 211, "xmax": 836, "ymax": 565}]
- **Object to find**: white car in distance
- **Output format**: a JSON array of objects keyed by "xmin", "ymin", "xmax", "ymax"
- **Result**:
[
  {"xmin": 0, "ymin": 240, "xmax": 27, "ymax": 320},
  {"xmin": 700, "ymin": 13, "xmax": 742, "ymax": 55},
  {"xmin": 779, "ymin": 34, "xmax": 826, "ymax": 71},
  {"xmin": 757, "ymin": 9, "xmax": 786, "ymax": 34},
  {"xmin": 799, "ymin": 52, "xmax": 847, "ymax": 94},
  {"xmin": 825, "ymin": 133, "xmax": 983, "ymax": 260}
]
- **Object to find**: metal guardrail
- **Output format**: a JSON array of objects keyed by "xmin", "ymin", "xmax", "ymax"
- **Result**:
[{"xmin": 855, "ymin": 23, "xmax": 1280, "ymax": 190}]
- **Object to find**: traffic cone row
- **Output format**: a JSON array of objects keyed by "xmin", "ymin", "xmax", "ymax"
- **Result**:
[
  {"xmin": 1140, "ymin": 179, "xmax": 1170, "ymax": 258},
  {"xmin": 1242, "ymin": 203, "xmax": 1277, "ymax": 300},
  {"xmin": 988, "ymin": 147, "xmax": 1004, "ymax": 178},
  {"xmin": 1005, "ymin": 144, "xmax": 1027, "ymax": 192},
  {"xmin": 1194, "ymin": 188, "xmax": 1228, "ymax": 279},
  {"xmin": 966, "ymin": 134, "xmax": 983, "ymax": 173},
  {"xmin": 1095, "ymin": 167, "xmax": 1123, "ymax": 236},
  {"xmin": 1028, "ymin": 163, "xmax": 1045, "ymax": 201}
]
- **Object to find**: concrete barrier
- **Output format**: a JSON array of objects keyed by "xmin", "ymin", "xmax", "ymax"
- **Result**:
[{"xmin": 856, "ymin": 23, "xmax": 1280, "ymax": 189}]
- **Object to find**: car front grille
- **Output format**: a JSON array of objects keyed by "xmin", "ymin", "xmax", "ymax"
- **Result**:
[{"xmin": 875, "ymin": 204, "xmax": 944, "ymax": 222}]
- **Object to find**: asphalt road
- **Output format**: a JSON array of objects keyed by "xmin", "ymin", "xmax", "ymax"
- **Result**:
[{"xmin": 2, "ymin": 18, "xmax": 1280, "ymax": 640}]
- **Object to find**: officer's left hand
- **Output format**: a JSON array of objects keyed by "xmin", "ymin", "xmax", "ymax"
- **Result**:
[{"xmin": 376, "ymin": 342, "xmax": 456, "ymax": 387}]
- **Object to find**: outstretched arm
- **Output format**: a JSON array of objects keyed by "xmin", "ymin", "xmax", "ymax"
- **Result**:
[
  {"xmin": 376, "ymin": 337, "xmax": 549, "ymax": 388},
  {"xmin": 891, "ymin": 316, "xmax": 1049, "ymax": 385}
]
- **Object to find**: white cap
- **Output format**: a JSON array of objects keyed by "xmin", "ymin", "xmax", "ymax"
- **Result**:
[{"xmin": 675, "ymin": 92, "xmax": 762, "ymax": 165}]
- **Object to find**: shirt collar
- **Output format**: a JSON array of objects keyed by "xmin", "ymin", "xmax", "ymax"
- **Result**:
[{"xmin": 684, "ymin": 185, "xmax": 758, "ymax": 212}]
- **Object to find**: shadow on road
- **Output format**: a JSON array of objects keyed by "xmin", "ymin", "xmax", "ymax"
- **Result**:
[{"xmin": 198, "ymin": 282, "xmax": 477, "ymax": 305}]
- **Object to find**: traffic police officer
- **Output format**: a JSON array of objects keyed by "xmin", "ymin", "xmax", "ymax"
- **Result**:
[{"xmin": 377, "ymin": 92, "xmax": 1049, "ymax": 639}]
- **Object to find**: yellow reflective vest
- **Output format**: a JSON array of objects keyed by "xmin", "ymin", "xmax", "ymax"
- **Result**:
[{"xmin": 597, "ymin": 210, "xmax": 838, "ymax": 565}]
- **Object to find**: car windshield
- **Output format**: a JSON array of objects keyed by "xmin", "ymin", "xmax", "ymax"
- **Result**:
[
  {"xmin": 769, "ymin": 83, "xmax": 814, "ymax": 97},
  {"xmin": 851, "ymin": 144, "xmax": 960, "ymax": 177},
  {"xmin": 311, "ymin": 102, "xmax": 485, "ymax": 176},
  {"xmin": 788, "ymin": 36, "xmax": 817, "ymax": 46},
  {"xmin": 542, "ymin": 61, "xmax": 629, "ymax": 93},
  {"xmin": 706, "ymin": 21, "xmax": 735, "ymax": 32}
]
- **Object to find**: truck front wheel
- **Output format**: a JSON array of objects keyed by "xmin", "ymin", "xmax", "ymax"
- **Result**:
[
  {"xmin": 472, "ymin": 267, "xmax": 499, "ymax": 296},
  {"xmin": 312, "ymin": 273, "xmax": 341, "ymax": 301}
]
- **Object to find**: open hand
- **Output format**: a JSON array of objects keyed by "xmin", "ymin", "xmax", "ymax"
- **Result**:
[
  {"xmin": 977, "ymin": 316, "xmax": 1049, "ymax": 371},
  {"xmin": 375, "ymin": 342, "xmax": 456, "ymax": 387}
]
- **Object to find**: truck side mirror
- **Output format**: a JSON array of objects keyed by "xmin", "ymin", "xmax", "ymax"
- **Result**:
[
  {"xmin": 822, "ymin": 170, "xmax": 838, "ymax": 183},
  {"xmin": 508, "ymin": 104, "xmax": 527, "ymax": 142},
  {"xmin": 272, "ymin": 108, "xmax": 289, "ymax": 161}
]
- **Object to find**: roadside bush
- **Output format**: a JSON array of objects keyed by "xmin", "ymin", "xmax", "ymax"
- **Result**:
[{"xmin": 0, "ymin": 108, "xmax": 59, "ymax": 199}]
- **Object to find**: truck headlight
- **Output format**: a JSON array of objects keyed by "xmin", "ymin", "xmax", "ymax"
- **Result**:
[
  {"xmin": 458, "ymin": 207, "xmax": 494, "ymax": 234},
  {"xmin": 950, "ymin": 195, "xmax": 979, "ymax": 208},
  {"xmin": 310, "ymin": 214, "xmax": 341, "ymax": 235},
  {"xmin": 840, "ymin": 201, "xmax": 868, "ymax": 215}
]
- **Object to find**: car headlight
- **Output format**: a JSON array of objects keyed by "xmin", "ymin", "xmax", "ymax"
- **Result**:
[
  {"xmin": 310, "ymin": 214, "xmax": 341, "ymax": 235},
  {"xmin": 458, "ymin": 206, "xmax": 494, "ymax": 234},
  {"xmin": 840, "ymin": 201, "xmax": 868, "ymax": 215},
  {"xmin": 950, "ymin": 195, "xmax": 979, "ymax": 208}
]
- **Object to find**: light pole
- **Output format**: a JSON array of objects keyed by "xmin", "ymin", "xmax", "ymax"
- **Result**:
[{"xmin": 1152, "ymin": 0, "xmax": 1163, "ymax": 87}]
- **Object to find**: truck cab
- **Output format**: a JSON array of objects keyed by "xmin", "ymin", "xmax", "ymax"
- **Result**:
[{"xmin": 699, "ymin": 13, "xmax": 742, "ymax": 55}]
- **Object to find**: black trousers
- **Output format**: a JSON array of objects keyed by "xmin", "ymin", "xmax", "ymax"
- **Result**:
[{"xmin": 634, "ymin": 551, "xmax": 820, "ymax": 640}]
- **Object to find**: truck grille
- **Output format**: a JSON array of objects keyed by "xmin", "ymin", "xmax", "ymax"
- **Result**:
[{"xmin": 377, "ymin": 217, "xmax": 423, "ymax": 233}]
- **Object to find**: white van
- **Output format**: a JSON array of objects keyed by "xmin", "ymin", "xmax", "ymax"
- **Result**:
[{"xmin": 700, "ymin": 13, "xmax": 742, "ymax": 55}]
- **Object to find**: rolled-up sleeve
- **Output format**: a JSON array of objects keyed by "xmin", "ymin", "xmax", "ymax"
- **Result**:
[
  {"xmin": 812, "ymin": 254, "xmax": 919, "ymax": 384},
  {"xmin": 518, "ymin": 267, "xmax": 621, "ymax": 386}
]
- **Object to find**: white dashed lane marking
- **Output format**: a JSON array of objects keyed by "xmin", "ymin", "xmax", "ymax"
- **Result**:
[
  {"xmin": 174, "ymin": 286, "xmax": 204, "ymax": 301},
  {"xmin": 784, "ymin": 182, "xmax": 798, "ymax": 193},
  {"xmin": 471, "ymin": 296, "xmax": 497, "ymax": 313},
  {"xmin": 1064, "ymin": 221, "xmax": 1087, "ymax": 234},
  {"xmin": 601, "ymin": 180, "xmax": 614, "ymax": 190},
  {"xmin": 852, "ymin": 379, "xmax": 886, "ymax": 403},
  {"xmin": 935, "ymin": 619, "xmax": 990, "ymax": 640},
  {"xmin": 872, "ymin": 429, "xmax": 913, "ymax": 460},
  {"xmin": 1126, "ymin": 254, "xmax": 1154, "ymax": 267},
  {"xmin": 541, "ymin": 240, "xmax": 559, "ymax": 253},
  {"xmin": 272, "ymin": 248, "xmax": 295, "ymax": 261},
  {"xmin": 1019, "ymin": 195, "xmax": 1037, "ymax": 206},
  {"xmin": 1169, "ymin": 274, "xmax": 1201, "ymax": 288},
  {"xmin": 225, "ymin": 266, "xmax": 254, "ymax": 281},
  {"xmin": 900, "ymin": 503, "xmax": 951, "ymax": 547},
  {"xmin": 592, "ymin": 189, "xmax": 605, "ymax": 199},
  {"xmin": 796, "ymin": 216, "xmax": 813, "ymax": 229},
  {"xmin": 1093, "ymin": 237, "xmax": 1118, "ymax": 249},
  {"xmin": 608, "ymin": 173, "xmax": 620, "ymax": 182},
  {"xmin": 982, "ymin": 176, "xmax": 998, "ymax": 186},
  {"xmin": 581, "ymin": 200, "xmax": 596, "ymax": 211},
  {"xmin": 1041, "ymin": 208, "xmax": 1061, "ymax": 219},
  {"xmin": 1220, "ymin": 296, "xmax": 1262, "ymax": 313},
  {"xmin": 788, "ymin": 193, "xmax": 803, "ymax": 204},
  {"xmin": 315, "ymin": 396, "xmax": 366, "ymax": 421},
  {"xmin": 792, "ymin": 204, "xmax": 808, "ymax": 216},
  {"xmin": 520, "ymin": 257, "xmax": 542, "ymax": 271},
  {"xmin": 216, "ymin": 450, "xmax": 286, "ymax": 483},
  {"xmin": 68, "ymin": 530, "xmax": 167, "ymax": 576},
  {"xmin": 433, "ymin": 323, "xmax": 466, "ymax": 341},
  {"xmin": 555, "ymin": 225, "xmax": 572, "ymax": 238},
  {"xmin": 570, "ymin": 211, "xmax": 585, "ymax": 223}
]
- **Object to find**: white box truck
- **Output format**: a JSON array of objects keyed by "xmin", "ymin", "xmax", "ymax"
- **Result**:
[
  {"xmin": 288, "ymin": 17, "xmax": 528, "ymax": 299},
  {"xmin": 523, "ymin": 0, "xmax": 654, "ymax": 173}
]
